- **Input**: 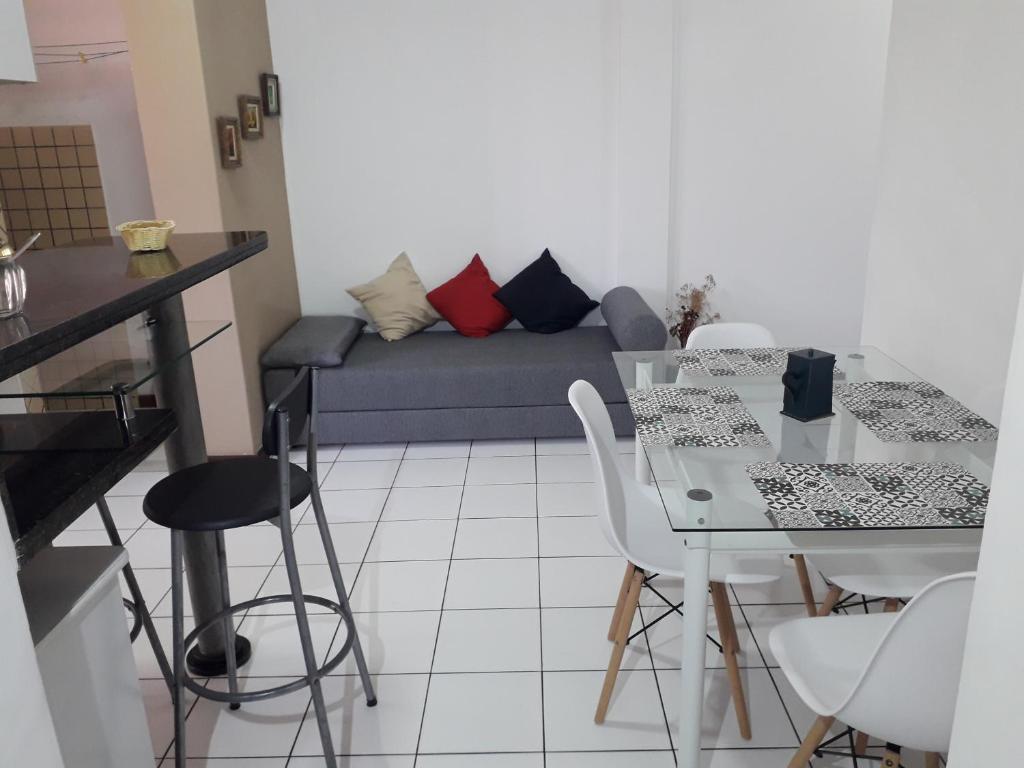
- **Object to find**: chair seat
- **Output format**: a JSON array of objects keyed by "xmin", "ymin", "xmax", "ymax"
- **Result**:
[
  {"xmin": 770, "ymin": 611, "xmax": 895, "ymax": 716},
  {"xmin": 621, "ymin": 483, "xmax": 782, "ymax": 585},
  {"xmin": 807, "ymin": 551, "xmax": 979, "ymax": 599},
  {"xmin": 144, "ymin": 457, "xmax": 313, "ymax": 531}
]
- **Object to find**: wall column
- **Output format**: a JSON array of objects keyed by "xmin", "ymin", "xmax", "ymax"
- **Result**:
[{"xmin": 121, "ymin": 0, "xmax": 301, "ymax": 455}]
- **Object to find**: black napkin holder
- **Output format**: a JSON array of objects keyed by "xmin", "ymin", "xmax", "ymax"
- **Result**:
[{"xmin": 781, "ymin": 348, "xmax": 835, "ymax": 422}]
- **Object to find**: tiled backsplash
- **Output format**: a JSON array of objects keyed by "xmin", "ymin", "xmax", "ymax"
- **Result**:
[{"xmin": 0, "ymin": 125, "xmax": 110, "ymax": 250}]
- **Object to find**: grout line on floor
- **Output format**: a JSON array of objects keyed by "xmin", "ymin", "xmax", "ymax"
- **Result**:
[
  {"xmin": 638, "ymin": 602, "xmax": 678, "ymax": 763},
  {"xmin": 533, "ymin": 441, "xmax": 547, "ymax": 768},
  {"xmin": 410, "ymin": 441, "xmax": 470, "ymax": 766},
  {"xmin": 281, "ymin": 445, "xmax": 354, "ymax": 765},
  {"xmin": 731, "ymin": 584, "xmax": 805, "ymax": 750},
  {"xmin": 286, "ymin": 441, "xmax": 415, "ymax": 763}
]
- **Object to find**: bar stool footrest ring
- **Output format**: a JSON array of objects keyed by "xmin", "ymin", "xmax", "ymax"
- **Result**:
[{"xmin": 180, "ymin": 593, "xmax": 356, "ymax": 704}]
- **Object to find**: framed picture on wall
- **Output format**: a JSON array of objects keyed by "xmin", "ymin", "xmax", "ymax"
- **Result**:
[
  {"xmin": 260, "ymin": 73, "xmax": 280, "ymax": 116},
  {"xmin": 217, "ymin": 117, "xmax": 242, "ymax": 169},
  {"xmin": 238, "ymin": 95, "xmax": 263, "ymax": 139}
]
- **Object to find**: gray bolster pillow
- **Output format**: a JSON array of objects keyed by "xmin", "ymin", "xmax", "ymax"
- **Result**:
[
  {"xmin": 600, "ymin": 287, "xmax": 667, "ymax": 351},
  {"xmin": 260, "ymin": 316, "xmax": 366, "ymax": 368}
]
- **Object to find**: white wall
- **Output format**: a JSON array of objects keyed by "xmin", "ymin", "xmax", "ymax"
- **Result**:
[
  {"xmin": 0, "ymin": 0, "xmax": 154, "ymax": 228},
  {"xmin": 860, "ymin": 0, "xmax": 1024, "ymax": 423},
  {"xmin": 859, "ymin": 2, "xmax": 1024, "ymax": 760},
  {"xmin": 950, "ymin": 273, "xmax": 1024, "ymax": 765},
  {"xmin": 268, "ymin": 0, "xmax": 891, "ymax": 339},
  {"xmin": 672, "ymin": 0, "xmax": 891, "ymax": 347},
  {"xmin": 0, "ymin": 0, "xmax": 35, "ymax": 83},
  {"xmin": 269, "ymin": 0, "xmax": 625, "ymax": 319}
]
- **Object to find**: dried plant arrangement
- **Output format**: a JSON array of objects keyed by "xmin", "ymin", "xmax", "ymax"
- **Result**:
[{"xmin": 667, "ymin": 274, "xmax": 721, "ymax": 347}]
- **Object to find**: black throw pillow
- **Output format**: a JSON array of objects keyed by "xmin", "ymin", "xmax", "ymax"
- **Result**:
[{"xmin": 493, "ymin": 249, "xmax": 599, "ymax": 333}]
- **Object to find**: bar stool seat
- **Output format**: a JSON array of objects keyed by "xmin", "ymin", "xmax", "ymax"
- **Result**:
[{"xmin": 144, "ymin": 457, "xmax": 313, "ymax": 531}]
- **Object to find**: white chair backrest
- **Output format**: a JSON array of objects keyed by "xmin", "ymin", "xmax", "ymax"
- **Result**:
[
  {"xmin": 686, "ymin": 322, "xmax": 776, "ymax": 349},
  {"xmin": 840, "ymin": 572, "xmax": 976, "ymax": 752},
  {"xmin": 568, "ymin": 380, "xmax": 633, "ymax": 561}
]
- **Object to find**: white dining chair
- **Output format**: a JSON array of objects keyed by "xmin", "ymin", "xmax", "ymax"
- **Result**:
[
  {"xmin": 569, "ymin": 379, "xmax": 784, "ymax": 737},
  {"xmin": 686, "ymin": 322, "xmax": 776, "ymax": 349},
  {"xmin": 770, "ymin": 571, "xmax": 973, "ymax": 768},
  {"xmin": 808, "ymin": 550, "xmax": 979, "ymax": 616}
]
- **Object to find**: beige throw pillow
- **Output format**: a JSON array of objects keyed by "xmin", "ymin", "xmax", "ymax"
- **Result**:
[{"xmin": 347, "ymin": 252, "xmax": 441, "ymax": 341}]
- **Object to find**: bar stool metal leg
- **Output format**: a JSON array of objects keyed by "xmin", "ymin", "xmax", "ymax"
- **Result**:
[
  {"xmin": 96, "ymin": 497, "xmax": 173, "ymax": 690},
  {"xmin": 278, "ymin": 410, "xmax": 338, "ymax": 768},
  {"xmin": 309, "ymin": 484, "xmax": 377, "ymax": 705},
  {"xmin": 171, "ymin": 530, "xmax": 187, "ymax": 768},
  {"xmin": 215, "ymin": 530, "xmax": 241, "ymax": 710},
  {"xmin": 280, "ymin": 514, "xmax": 337, "ymax": 767}
]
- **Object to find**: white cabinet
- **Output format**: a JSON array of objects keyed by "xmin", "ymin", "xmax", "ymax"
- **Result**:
[
  {"xmin": 0, "ymin": 0, "xmax": 36, "ymax": 83},
  {"xmin": 21, "ymin": 546, "xmax": 153, "ymax": 768}
]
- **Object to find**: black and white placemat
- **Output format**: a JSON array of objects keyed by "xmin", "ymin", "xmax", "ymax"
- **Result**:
[
  {"xmin": 673, "ymin": 347, "xmax": 841, "ymax": 377},
  {"xmin": 627, "ymin": 386, "xmax": 770, "ymax": 447},
  {"xmin": 834, "ymin": 381, "xmax": 998, "ymax": 443},
  {"xmin": 746, "ymin": 461, "xmax": 989, "ymax": 528}
]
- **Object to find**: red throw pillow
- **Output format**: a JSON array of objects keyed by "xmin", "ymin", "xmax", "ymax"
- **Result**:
[{"xmin": 427, "ymin": 254, "xmax": 512, "ymax": 338}]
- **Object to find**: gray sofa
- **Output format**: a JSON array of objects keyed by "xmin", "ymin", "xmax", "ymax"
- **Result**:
[{"xmin": 261, "ymin": 286, "xmax": 665, "ymax": 444}]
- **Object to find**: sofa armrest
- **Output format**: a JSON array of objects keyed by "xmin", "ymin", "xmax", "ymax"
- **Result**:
[
  {"xmin": 261, "ymin": 316, "xmax": 366, "ymax": 368},
  {"xmin": 601, "ymin": 287, "xmax": 667, "ymax": 351}
]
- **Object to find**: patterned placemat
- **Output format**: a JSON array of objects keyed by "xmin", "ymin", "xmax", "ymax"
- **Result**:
[
  {"xmin": 834, "ymin": 381, "xmax": 998, "ymax": 443},
  {"xmin": 746, "ymin": 461, "xmax": 988, "ymax": 528},
  {"xmin": 673, "ymin": 347, "xmax": 841, "ymax": 377},
  {"xmin": 627, "ymin": 386, "xmax": 770, "ymax": 447}
]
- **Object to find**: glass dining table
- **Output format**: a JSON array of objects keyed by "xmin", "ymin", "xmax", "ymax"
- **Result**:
[{"xmin": 612, "ymin": 346, "xmax": 996, "ymax": 768}]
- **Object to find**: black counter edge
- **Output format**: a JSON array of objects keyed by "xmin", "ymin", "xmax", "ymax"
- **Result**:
[{"xmin": 12, "ymin": 408, "xmax": 178, "ymax": 566}]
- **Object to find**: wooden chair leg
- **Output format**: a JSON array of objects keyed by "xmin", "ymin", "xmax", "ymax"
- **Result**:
[
  {"xmin": 788, "ymin": 715, "xmax": 835, "ymax": 768},
  {"xmin": 854, "ymin": 730, "xmax": 869, "ymax": 755},
  {"xmin": 720, "ymin": 584, "xmax": 741, "ymax": 651},
  {"xmin": 595, "ymin": 568, "xmax": 644, "ymax": 723},
  {"xmin": 816, "ymin": 585, "xmax": 843, "ymax": 617},
  {"xmin": 792, "ymin": 555, "xmax": 818, "ymax": 617},
  {"xmin": 882, "ymin": 747, "xmax": 901, "ymax": 767},
  {"xmin": 710, "ymin": 582, "xmax": 751, "ymax": 740},
  {"xmin": 924, "ymin": 753, "xmax": 941, "ymax": 768},
  {"xmin": 608, "ymin": 562, "xmax": 637, "ymax": 641}
]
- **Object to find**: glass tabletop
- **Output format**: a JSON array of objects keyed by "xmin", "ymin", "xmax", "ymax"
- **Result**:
[{"xmin": 613, "ymin": 347, "xmax": 998, "ymax": 539}]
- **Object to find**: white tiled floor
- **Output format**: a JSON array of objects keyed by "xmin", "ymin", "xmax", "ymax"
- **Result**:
[{"xmin": 56, "ymin": 437, "xmax": 940, "ymax": 767}]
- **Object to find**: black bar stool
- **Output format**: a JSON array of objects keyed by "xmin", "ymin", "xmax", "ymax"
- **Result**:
[{"xmin": 143, "ymin": 366, "xmax": 375, "ymax": 768}]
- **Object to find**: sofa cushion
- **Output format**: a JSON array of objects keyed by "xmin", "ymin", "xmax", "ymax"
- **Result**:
[
  {"xmin": 426, "ymin": 254, "xmax": 512, "ymax": 337},
  {"xmin": 316, "ymin": 326, "xmax": 628, "ymax": 412},
  {"xmin": 601, "ymin": 286, "xmax": 668, "ymax": 351},
  {"xmin": 492, "ymin": 249, "xmax": 598, "ymax": 333},
  {"xmin": 260, "ymin": 316, "xmax": 366, "ymax": 368},
  {"xmin": 346, "ymin": 252, "xmax": 441, "ymax": 341}
]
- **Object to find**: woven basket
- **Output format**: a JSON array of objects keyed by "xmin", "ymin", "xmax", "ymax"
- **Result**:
[{"xmin": 116, "ymin": 219, "xmax": 175, "ymax": 252}]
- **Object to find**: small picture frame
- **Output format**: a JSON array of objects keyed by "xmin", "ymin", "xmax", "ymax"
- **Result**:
[
  {"xmin": 217, "ymin": 117, "xmax": 242, "ymax": 169},
  {"xmin": 238, "ymin": 95, "xmax": 263, "ymax": 139},
  {"xmin": 260, "ymin": 73, "xmax": 280, "ymax": 117}
]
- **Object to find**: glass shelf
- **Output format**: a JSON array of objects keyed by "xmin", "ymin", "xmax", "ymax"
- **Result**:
[{"xmin": 0, "ymin": 317, "xmax": 231, "ymax": 405}]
